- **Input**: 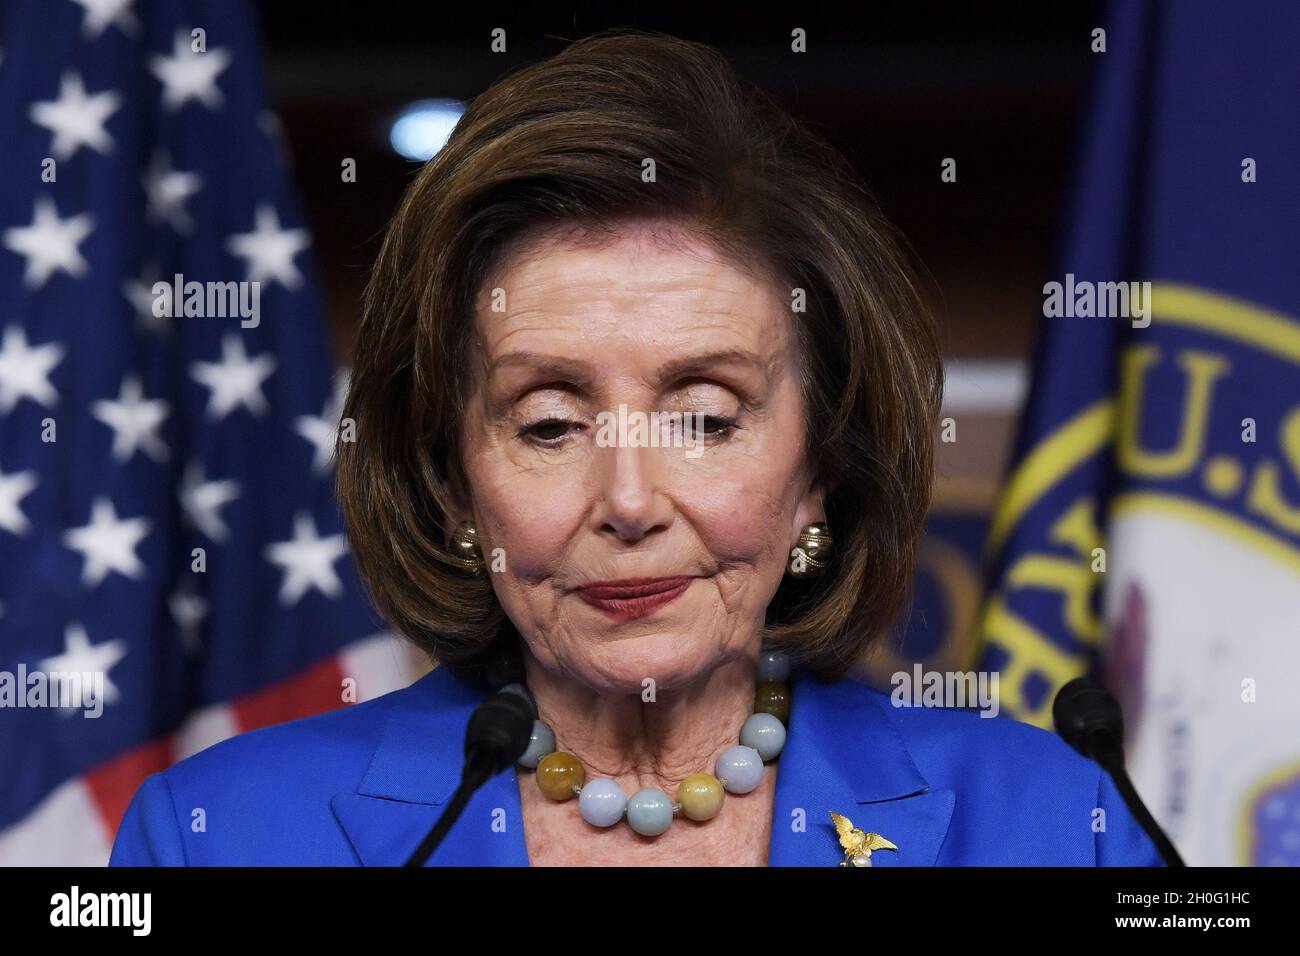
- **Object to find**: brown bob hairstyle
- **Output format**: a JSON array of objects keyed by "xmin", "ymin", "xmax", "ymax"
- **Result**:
[{"xmin": 336, "ymin": 29, "xmax": 943, "ymax": 683}]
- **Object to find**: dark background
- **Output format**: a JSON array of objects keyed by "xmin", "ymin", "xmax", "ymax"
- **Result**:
[{"xmin": 256, "ymin": 0, "xmax": 1106, "ymax": 370}]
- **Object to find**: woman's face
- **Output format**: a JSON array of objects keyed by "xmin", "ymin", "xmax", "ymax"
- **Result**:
[{"xmin": 457, "ymin": 221, "xmax": 824, "ymax": 694}]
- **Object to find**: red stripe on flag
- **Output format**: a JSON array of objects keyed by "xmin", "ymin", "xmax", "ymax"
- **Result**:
[
  {"xmin": 81, "ymin": 654, "xmax": 348, "ymax": 842},
  {"xmin": 232, "ymin": 655, "xmax": 347, "ymax": 733},
  {"xmin": 85, "ymin": 736, "xmax": 175, "ymax": 838}
]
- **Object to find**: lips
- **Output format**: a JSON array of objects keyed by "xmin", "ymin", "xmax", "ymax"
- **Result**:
[
  {"xmin": 577, "ymin": 576, "xmax": 693, "ymax": 621},
  {"xmin": 579, "ymin": 577, "xmax": 694, "ymax": 599}
]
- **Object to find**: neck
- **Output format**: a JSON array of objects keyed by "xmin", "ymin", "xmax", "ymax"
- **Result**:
[{"xmin": 521, "ymin": 649, "xmax": 758, "ymax": 795}]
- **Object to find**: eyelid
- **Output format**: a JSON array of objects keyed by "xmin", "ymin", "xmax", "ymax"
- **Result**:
[
  {"xmin": 497, "ymin": 386, "xmax": 588, "ymax": 426},
  {"xmin": 516, "ymin": 411, "xmax": 743, "ymax": 449},
  {"xmin": 500, "ymin": 380, "xmax": 586, "ymax": 410},
  {"xmin": 672, "ymin": 375, "xmax": 751, "ymax": 399},
  {"xmin": 503, "ymin": 369, "xmax": 754, "ymax": 406}
]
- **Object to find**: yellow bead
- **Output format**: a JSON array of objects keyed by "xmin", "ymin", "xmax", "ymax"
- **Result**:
[
  {"xmin": 536, "ymin": 751, "xmax": 584, "ymax": 801},
  {"xmin": 678, "ymin": 772, "xmax": 725, "ymax": 821},
  {"xmin": 754, "ymin": 682, "xmax": 791, "ymax": 724}
]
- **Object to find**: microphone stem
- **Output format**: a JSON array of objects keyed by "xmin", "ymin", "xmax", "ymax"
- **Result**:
[
  {"xmin": 403, "ymin": 746, "xmax": 495, "ymax": 868},
  {"xmin": 1095, "ymin": 749, "xmax": 1186, "ymax": 868}
]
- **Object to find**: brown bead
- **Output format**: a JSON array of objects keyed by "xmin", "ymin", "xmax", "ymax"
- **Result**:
[
  {"xmin": 754, "ymin": 682, "xmax": 791, "ymax": 724},
  {"xmin": 678, "ymin": 773, "xmax": 725, "ymax": 821},
  {"xmin": 536, "ymin": 751, "xmax": 585, "ymax": 801}
]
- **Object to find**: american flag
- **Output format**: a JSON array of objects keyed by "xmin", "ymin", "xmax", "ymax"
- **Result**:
[{"xmin": 0, "ymin": 0, "xmax": 423, "ymax": 864}]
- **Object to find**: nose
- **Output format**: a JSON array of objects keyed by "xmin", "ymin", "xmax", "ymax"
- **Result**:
[{"xmin": 591, "ymin": 440, "xmax": 673, "ymax": 543}]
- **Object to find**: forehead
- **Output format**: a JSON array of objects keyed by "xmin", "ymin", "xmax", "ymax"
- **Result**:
[{"xmin": 474, "ymin": 221, "xmax": 792, "ymax": 363}]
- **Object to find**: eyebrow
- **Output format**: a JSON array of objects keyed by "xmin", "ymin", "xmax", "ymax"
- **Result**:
[{"xmin": 488, "ymin": 347, "xmax": 775, "ymax": 385}]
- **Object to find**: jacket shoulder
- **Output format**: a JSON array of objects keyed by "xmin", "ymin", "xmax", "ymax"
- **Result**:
[
  {"xmin": 862, "ymin": 683, "xmax": 1099, "ymax": 790},
  {"xmin": 110, "ymin": 681, "xmax": 413, "ymax": 866},
  {"xmin": 173, "ymin": 681, "xmax": 402, "ymax": 787},
  {"xmin": 851, "ymin": 683, "xmax": 1162, "ymax": 865}
]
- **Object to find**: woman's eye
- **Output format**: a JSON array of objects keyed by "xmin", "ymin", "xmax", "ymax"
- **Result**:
[
  {"xmin": 682, "ymin": 415, "xmax": 740, "ymax": 440},
  {"xmin": 519, "ymin": 418, "xmax": 575, "ymax": 445},
  {"xmin": 517, "ymin": 414, "xmax": 740, "ymax": 448}
]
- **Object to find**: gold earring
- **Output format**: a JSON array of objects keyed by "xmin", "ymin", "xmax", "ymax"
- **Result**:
[
  {"xmin": 787, "ymin": 522, "xmax": 833, "ymax": 578},
  {"xmin": 448, "ymin": 521, "xmax": 486, "ymax": 575}
]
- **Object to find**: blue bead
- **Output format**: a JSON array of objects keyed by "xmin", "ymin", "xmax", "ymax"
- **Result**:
[
  {"xmin": 626, "ymin": 788, "xmax": 674, "ymax": 836},
  {"xmin": 756, "ymin": 648, "xmax": 791, "ymax": 683},
  {"xmin": 715, "ymin": 745, "xmax": 764, "ymax": 794},
  {"xmin": 517, "ymin": 719, "xmax": 555, "ymax": 769},
  {"xmin": 740, "ymin": 712, "xmax": 786, "ymax": 760},
  {"xmin": 579, "ymin": 778, "xmax": 628, "ymax": 828}
]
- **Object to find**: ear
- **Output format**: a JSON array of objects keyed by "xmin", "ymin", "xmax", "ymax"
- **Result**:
[{"xmin": 790, "ymin": 477, "xmax": 830, "ymax": 545}]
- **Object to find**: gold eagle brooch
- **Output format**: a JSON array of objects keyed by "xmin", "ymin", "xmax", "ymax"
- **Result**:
[{"xmin": 830, "ymin": 811, "xmax": 898, "ymax": 867}]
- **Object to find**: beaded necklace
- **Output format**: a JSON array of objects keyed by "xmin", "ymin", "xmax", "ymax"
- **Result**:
[{"xmin": 513, "ymin": 647, "xmax": 792, "ymax": 836}]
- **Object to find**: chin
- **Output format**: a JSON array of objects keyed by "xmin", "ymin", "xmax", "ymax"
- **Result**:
[{"xmin": 572, "ymin": 633, "xmax": 732, "ymax": 696}]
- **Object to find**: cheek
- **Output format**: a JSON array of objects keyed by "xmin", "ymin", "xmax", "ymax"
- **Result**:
[
  {"xmin": 677, "ymin": 466, "xmax": 796, "ymax": 566},
  {"xmin": 676, "ymin": 405, "xmax": 808, "ymax": 564},
  {"xmin": 467, "ymin": 459, "xmax": 588, "ymax": 579}
]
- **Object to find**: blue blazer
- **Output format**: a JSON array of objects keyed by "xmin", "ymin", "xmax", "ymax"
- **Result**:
[{"xmin": 109, "ymin": 663, "xmax": 1164, "ymax": 866}]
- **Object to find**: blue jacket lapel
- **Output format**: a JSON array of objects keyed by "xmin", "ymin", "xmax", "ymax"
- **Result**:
[
  {"xmin": 769, "ymin": 671, "xmax": 955, "ymax": 866},
  {"xmin": 330, "ymin": 666, "xmax": 529, "ymax": 866},
  {"xmin": 332, "ymin": 665, "xmax": 955, "ymax": 867}
]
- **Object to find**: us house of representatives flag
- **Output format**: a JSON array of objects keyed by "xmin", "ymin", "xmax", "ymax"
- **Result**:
[
  {"xmin": 973, "ymin": 0, "xmax": 1300, "ymax": 866},
  {"xmin": 0, "ymin": 0, "xmax": 420, "ymax": 864}
]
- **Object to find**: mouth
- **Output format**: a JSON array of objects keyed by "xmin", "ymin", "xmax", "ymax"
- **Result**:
[{"xmin": 576, "ymin": 576, "xmax": 694, "ymax": 622}]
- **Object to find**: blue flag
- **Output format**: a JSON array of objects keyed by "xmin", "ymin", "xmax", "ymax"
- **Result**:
[{"xmin": 975, "ymin": 0, "xmax": 1300, "ymax": 865}]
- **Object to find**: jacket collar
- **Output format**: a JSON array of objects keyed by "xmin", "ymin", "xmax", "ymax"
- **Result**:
[
  {"xmin": 331, "ymin": 664, "xmax": 954, "ymax": 866},
  {"xmin": 331, "ymin": 665, "xmax": 527, "ymax": 866},
  {"xmin": 768, "ymin": 671, "xmax": 956, "ymax": 867}
]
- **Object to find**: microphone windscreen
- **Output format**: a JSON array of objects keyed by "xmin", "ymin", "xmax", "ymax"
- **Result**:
[
  {"xmin": 498, "ymin": 682, "xmax": 538, "ymax": 720},
  {"xmin": 464, "ymin": 690, "xmax": 537, "ymax": 773},
  {"xmin": 1052, "ymin": 677, "xmax": 1124, "ymax": 760}
]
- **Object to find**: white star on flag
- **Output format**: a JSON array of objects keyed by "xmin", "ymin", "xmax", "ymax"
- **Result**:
[
  {"xmin": 169, "ymin": 586, "xmax": 209, "ymax": 655},
  {"xmin": 62, "ymin": 497, "xmax": 151, "ymax": 587},
  {"xmin": 92, "ymin": 375, "xmax": 171, "ymax": 463},
  {"xmin": 225, "ymin": 203, "xmax": 310, "ymax": 290},
  {"xmin": 264, "ymin": 511, "xmax": 348, "ymax": 605},
  {"xmin": 121, "ymin": 261, "xmax": 170, "ymax": 337},
  {"xmin": 189, "ymin": 334, "xmax": 277, "ymax": 420},
  {"xmin": 38, "ymin": 622, "xmax": 127, "ymax": 713},
  {"xmin": 0, "ymin": 325, "xmax": 65, "ymax": 413},
  {"xmin": 68, "ymin": 0, "xmax": 140, "ymax": 39},
  {"xmin": 2, "ymin": 197, "xmax": 95, "ymax": 289},
  {"xmin": 28, "ymin": 71, "xmax": 121, "ymax": 161},
  {"xmin": 143, "ymin": 152, "xmax": 202, "ymax": 233},
  {"xmin": 0, "ymin": 462, "xmax": 39, "ymax": 536},
  {"xmin": 296, "ymin": 369, "xmax": 350, "ymax": 474},
  {"xmin": 179, "ymin": 462, "xmax": 240, "ymax": 542},
  {"xmin": 150, "ymin": 29, "xmax": 231, "ymax": 110}
]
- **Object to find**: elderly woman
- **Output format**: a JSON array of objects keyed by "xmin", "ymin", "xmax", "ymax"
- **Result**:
[{"xmin": 111, "ymin": 32, "xmax": 1161, "ymax": 867}]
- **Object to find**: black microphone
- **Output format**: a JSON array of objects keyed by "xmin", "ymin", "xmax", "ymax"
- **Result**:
[
  {"xmin": 404, "ymin": 684, "xmax": 537, "ymax": 867},
  {"xmin": 1052, "ymin": 677, "xmax": 1186, "ymax": 867}
]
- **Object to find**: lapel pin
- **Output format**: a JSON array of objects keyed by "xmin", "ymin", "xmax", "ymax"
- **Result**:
[{"xmin": 830, "ymin": 810, "xmax": 898, "ymax": 867}]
